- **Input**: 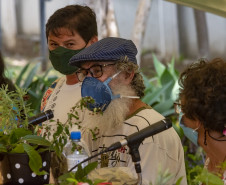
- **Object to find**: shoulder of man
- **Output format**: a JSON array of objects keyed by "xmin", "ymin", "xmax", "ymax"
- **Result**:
[
  {"xmin": 124, "ymin": 108, "xmax": 180, "ymax": 144},
  {"xmin": 125, "ymin": 107, "xmax": 165, "ymax": 129},
  {"xmin": 125, "ymin": 108, "xmax": 184, "ymax": 161}
]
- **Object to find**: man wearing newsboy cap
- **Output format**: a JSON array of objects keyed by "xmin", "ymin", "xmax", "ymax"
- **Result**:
[{"xmin": 69, "ymin": 37, "xmax": 187, "ymax": 185}]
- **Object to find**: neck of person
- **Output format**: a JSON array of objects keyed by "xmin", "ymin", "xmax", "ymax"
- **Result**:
[
  {"xmin": 200, "ymin": 128, "xmax": 226, "ymax": 174},
  {"xmin": 127, "ymin": 99, "xmax": 147, "ymax": 116},
  {"xmin": 65, "ymin": 73, "xmax": 79, "ymax": 85}
]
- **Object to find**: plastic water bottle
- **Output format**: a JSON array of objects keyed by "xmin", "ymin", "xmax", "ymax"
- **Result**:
[{"xmin": 63, "ymin": 131, "xmax": 89, "ymax": 172}]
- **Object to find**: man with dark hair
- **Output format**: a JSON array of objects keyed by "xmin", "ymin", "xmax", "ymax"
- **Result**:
[
  {"xmin": 41, "ymin": 4, "xmax": 98, "ymax": 135},
  {"xmin": 40, "ymin": 5, "xmax": 98, "ymax": 183},
  {"xmin": 69, "ymin": 37, "xmax": 187, "ymax": 185}
]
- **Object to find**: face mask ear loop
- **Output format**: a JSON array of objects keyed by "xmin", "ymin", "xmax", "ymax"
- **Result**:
[
  {"xmin": 119, "ymin": 95, "xmax": 140, "ymax": 99},
  {"xmin": 193, "ymin": 126, "xmax": 200, "ymax": 132},
  {"xmin": 111, "ymin": 71, "xmax": 121, "ymax": 79},
  {"xmin": 193, "ymin": 121, "xmax": 201, "ymax": 132},
  {"xmin": 104, "ymin": 71, "xmax": 121, "ymax": 85}
]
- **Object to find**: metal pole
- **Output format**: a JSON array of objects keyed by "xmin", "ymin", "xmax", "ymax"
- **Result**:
[{"xmin": 39, "ymin": 0, "xmax": 47, "ymax": 71}]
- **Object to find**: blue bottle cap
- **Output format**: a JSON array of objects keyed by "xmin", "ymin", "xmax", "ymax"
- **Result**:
[{"xmin": 70, "ymin": 131, "xmax": 81, "ymax": 140}]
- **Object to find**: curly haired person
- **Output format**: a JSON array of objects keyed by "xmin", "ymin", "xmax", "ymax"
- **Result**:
[{"xmin": 176, "ymin": 58, "xmax": 226, "ymax": 184}]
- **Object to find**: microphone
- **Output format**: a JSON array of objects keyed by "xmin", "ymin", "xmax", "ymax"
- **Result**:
[
  {"xmin": 107, "ymin": 118, "xmax": 172, "ymax": 152},
  {"xmin": 28, "ymin": 109, "xmax": 54, "ymax": 126}
]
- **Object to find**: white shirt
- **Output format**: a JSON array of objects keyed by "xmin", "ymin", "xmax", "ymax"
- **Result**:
[{"xmin": 41, "ymin": 76, "xmax": 82, "ymax": 137}]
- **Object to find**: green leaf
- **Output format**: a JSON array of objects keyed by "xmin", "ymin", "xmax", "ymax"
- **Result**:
[
  {"xmin": 66, "ymin": 178, "xmax": 78, "ymax": 183},
  {"xmin": 21, "ymin": 135, "xmax": 51, "ymax": 146},
  {"xmin": 23, "ymin": 143, "xmax": 47, "ymax": 175},
  {"xmin": 23, "ymin": 63, "xmax": 40, "ymax": 89},
  {"xmin": 152, "ymin": 99, "xmax": 174, "ymax": 114},
  {"xmin": 9, "ymin": 131, "xmax": 18, "ymax": 144},
  {"xmin": 0, "ymin": 143, "xmax": 7, "ymax": 152},
  {"xmin": 75, "ymin": 164, "xmax": 84, "ymax": 181},
  {"xmin": 171, "ymin": 80, "xmax": 180, "ymax": 101},
  {"xmin": 10, "ymin": 143, "xmax": 24, "ymax": 153},
  {"xmin": 81, "ymin": 178, "xmax": 93, "ymax": 184},
  {"xmin": 58, "ymin": 171, "xmax": 74, "ymax": 181},
  {"xmin": 141, "ymin": 73, "xmax": 156, "ymax": 90},
  {"xmin": 36, "ymin": 147, "xmax": 50, "ymax": 153},
  {"xmin": 194, "ymin": 169, "xmax": 224, "ymax": 185},
  {"xmin": 167, "ymin": 57, "xmax": 179, "ymax": 81},
  {"xmin": 15, "ymin": 63, "xmax": 30, "ymax": 86},
  {"xmin": 14, "ymin": 128, "xmax": 33, "ymax": 138},
  {"xmin": 53, "ymin": 124, "xmax": 63, "ymax": 138},
  {"xmin": 175, "ymin": 176, "xmax": 184, "ymax": 185},
  {"xmin": 0, "ymin": 134, "xmax": 10, "ymax": 145},
  {"xmin": 142, "ymin": 81, "xmax": 173, "ymax": 105},
  {"xmin": 160, "ymin": 70, "xmax": 175, "ymax": 99},
  {"xmin": 172, "ymin": 123, "xmax": 184, "ymax": 138},
  {"xmin": 153, "ymin": 54, "xmax": 166, "ymax": 77},
  {"xmin": 83, "ymin": 161, "xmax": 98, "ymax": 177}
]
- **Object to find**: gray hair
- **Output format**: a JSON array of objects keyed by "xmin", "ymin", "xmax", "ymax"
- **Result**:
[{"xmin": 115, "ymin": 61, "xmax": 145, "ymax": 98}]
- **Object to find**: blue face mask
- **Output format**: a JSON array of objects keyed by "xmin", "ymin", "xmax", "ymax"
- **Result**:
[
  {"xmin": 81, "ymin": 71, "xmax": 139, "ymax": 112},
  {"xmin": 179, "ymin": 112, "xmax": 199, "ymax": 146}
]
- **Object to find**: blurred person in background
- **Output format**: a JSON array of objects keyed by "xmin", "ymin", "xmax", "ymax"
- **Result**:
[{"xmin": 0, "ymin": 51, "xmax": 15, "ymax": 91}]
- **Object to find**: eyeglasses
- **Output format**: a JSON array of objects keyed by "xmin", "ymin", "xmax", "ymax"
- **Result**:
[
  {"xmin": 174, "ymin": 102, "xmax": 182, "ymax": 114},
  {"xmin": 76, "ymin": 63, "xmax": 116, "ymax": 82}
]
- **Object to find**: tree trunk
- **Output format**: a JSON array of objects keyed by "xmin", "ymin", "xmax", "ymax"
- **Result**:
[
  {"xmin": 86, "ymin": 0, "xmax": 119, "ymax": 39},
  {"xmin": 1, "ymin": 0, "xmax": 17, "ymax": 49},
  {"xmin": 131, "ymin": 0, "xmax": 152, "ymax": 66},
  {"xmin": 194, "ymin": 9, "xmax": 209, "ymax": 58},
  {"xmin": 106, "ymin": 0, "xmax": 119, "ymax": 37}
]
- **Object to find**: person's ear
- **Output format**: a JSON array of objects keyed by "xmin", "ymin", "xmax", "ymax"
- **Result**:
[
  {"xmin": 124, "ymin": 71, "xmax": 135, "ymax": 85},
  {"xmin": 86, "ymin": 36, "xmax": 98, "ymax": 47}
]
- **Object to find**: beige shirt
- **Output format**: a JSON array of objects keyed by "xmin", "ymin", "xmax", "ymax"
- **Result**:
[{"xmin": 83, "ymin": 108, "xmax": 187, "ymax": 185}]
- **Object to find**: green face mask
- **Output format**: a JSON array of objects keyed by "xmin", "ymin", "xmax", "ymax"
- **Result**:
[{"xmin": 49, "ymin": 46, "xmax": 83, "ymax": 75}]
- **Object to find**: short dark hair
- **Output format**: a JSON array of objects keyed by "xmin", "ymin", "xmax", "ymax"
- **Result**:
[
  {"xmin": 46, "ymin": 5, "xmax": 98, "ymax": 43},
  {"xmin": 179, "ymin": 58, "xmax": 226, "ymax": 133}
]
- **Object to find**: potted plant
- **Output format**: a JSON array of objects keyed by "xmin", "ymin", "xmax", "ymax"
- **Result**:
[
  {"xmin": 0, "ymin": 85, "xmax": 99, "ymax": 185},
  {"xmin": 0, "ymin": 85, "xmax": 65, "ymax": 185}
]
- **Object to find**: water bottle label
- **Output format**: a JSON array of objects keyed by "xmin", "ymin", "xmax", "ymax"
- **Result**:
[{"xmin": 67, "ymin": 155, "xmax": 88, "ymax": 171}]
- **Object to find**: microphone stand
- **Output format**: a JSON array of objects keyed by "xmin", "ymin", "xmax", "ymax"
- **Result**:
[{"xmin": 128, "ymin": 141, "xmax": 142, "ymax": 185}]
